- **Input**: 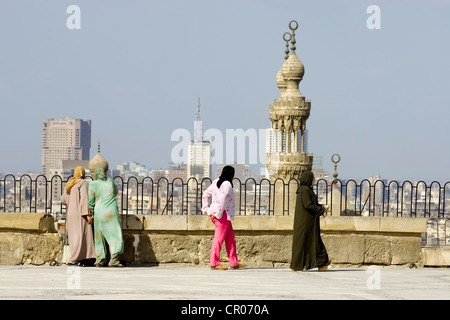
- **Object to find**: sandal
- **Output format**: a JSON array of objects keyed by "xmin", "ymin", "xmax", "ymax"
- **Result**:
[
  {"xmin": 230, "ymin": 263, "xmax": 246, "ymax": 269},
  {"xmin": 108, "ymin": 263, "xmax": 124, "ymax": 268},
  {"xmin": 318, "ymin": 264, "xmax": 333, "ymax": 272},
  {"xmin": 211, "ymin": 264, "xmax": 228, "ymax": 270}
]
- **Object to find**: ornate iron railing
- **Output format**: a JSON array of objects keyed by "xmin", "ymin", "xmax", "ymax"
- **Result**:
[{"xmin": 1, "ymin": 174, "xmax": 449, "ymax": 246}]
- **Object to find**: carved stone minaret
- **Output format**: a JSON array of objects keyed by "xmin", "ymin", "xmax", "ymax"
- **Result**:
[{"xmin": 266, "ymin": 20, "xmax": 313, "ymax": 181}]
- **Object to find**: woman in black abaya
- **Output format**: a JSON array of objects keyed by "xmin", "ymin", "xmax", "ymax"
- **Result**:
[{"xmin": 290, "ymin": 171, "xmax": 331, "ymax": 271}]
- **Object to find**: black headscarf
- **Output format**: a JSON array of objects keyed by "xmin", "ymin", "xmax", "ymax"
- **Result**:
[
  {"xmin": 298, "ymin": 171, "xmax": 315, "ymax": 192},
  {"xmin": 217, "ymin": 165, "xmax": 234, "ymax": 188}
]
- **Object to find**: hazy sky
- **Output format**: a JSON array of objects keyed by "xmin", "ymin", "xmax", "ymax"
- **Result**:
[{"xmin": 0, "ymin": 0, "xmax": 449, "ymax": 181}]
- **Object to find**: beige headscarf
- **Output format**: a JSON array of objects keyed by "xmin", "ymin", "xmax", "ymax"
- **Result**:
[{"xmin": 65, "ymin": 166, "xmax": 86, "ymax": 194}]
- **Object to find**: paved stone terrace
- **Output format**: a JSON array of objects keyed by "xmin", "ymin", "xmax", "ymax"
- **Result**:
[{"xmin": 0, "ymin": 264, "xmax": 448, "ymax": 301}]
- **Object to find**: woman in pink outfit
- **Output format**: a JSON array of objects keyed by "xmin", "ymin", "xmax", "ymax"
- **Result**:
[{"xmin": 202, "ymin": 165, "xmax": 245, "ymax": 270}]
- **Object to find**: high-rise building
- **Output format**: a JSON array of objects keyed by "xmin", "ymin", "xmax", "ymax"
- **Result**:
[
  {"xmin": 41, "ymin": 118, "xmax": 91, "ymax": 177},
  {"xmin": 265, "ymin": 21, "xmax": 313, "ymax": 181},
  {"xmin": 187, "ymin": 99, "xmax": 211, "ymax": 181}
]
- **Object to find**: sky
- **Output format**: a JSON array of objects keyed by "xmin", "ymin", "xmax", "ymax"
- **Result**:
[{"xmin": 0, "ymin": 0, "xmax": 449, "ymax": 182}]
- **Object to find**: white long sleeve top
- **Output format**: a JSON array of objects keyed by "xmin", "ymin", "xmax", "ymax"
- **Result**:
[{"xmin": 201, "ymin": 179, "xmax": 235, "ymax": 220}]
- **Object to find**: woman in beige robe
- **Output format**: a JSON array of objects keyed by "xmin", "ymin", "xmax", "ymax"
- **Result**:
[{"xmin": 61, "ymin": 166, "xmax": 96, "ymax": 266}]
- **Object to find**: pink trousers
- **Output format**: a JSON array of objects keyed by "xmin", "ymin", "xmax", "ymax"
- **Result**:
[{"xmin": 210, "ymin": 212, "xmax": 239, "ymax": 267}]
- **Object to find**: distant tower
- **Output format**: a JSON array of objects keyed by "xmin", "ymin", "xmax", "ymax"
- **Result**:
[
  {"xmin": 187, "ymin": 98, "xmax": 211, "ymax": 180},
  {"xmin": 41, "ymin": 118, "xmax": 91, "ymax": 177},
  {"xmin": 194, "ymin": 97, "xmax": 202, "ymax": 142},
  {"xmin": 266, "ymin": 20, "xmax": 313, "ymax": 181}
]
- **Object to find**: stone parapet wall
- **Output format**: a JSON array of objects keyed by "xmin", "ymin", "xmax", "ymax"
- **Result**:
[
  {"xmin": 0, "ymin": 212, "xmax": 57, "ymax": 233},
  {"xmin": 0, "ymin": 213, "xmax": 63, "ymax": 265},
  {"xmin": 0, "ymin": 212, "xmax": 442, "ymax": 267},
  {"xmin": 120, "ymin": 215, "xmax": 428, "ymax": 267}
]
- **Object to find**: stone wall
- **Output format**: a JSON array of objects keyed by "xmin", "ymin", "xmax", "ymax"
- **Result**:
[
  {"xmin": 0, "ymin": 212, "xmax": 439, "ymax": 267},
  {"xmin": 119, "ymin": 215, "xmax": 429, "ymax": 267},
  {"xmin": 0, "ymin": 213, "xmax": 63, "ymax": 265}
]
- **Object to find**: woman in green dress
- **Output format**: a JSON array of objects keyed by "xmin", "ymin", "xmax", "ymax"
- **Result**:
[
  {"xmin": 89, "ymin": 167, "xmax": 124, "ymax": 267},
  {"xmin": 290, "ymin": 171, "xmax": 331, "ymax": 271}
]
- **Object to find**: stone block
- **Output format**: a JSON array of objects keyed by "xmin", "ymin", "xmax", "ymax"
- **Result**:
[
  {"xmin": 135, "ymin": 234, "xmax": 200, "ymax": 264},
  {"xmin": 232, "ymin": 216, "xmax": 253, "ymax": 231},
  {"xmin": 390, "ymin": 236, "xmax": 423, "ymax": 265},
  {"xmin": 364, "ymin": 235, "xmax": 391, "ymax": 265},
  {"xmin": 198, "ymin": 237, "xmax": 213, "ymax": 264},
  {"xmin": 422, "ymin": 247, "xmax": 450, "ymax": 266},
  {"xmin": 275, "ymin": 216, "xmax": 294, "ymax": 231},
  {"xmin": 379, "ymin": 217, "xmax": 428, "ymax": 233},
  {"xmin": 322, "ymin": 233, "xmax": 365, "ymax": 264},
  {"xmin": 261, "ymin": 235, "xmax": 291, "ymax": 263},
  {"xmin": 0, "ymin": 213, "xmax": 57, "ymax": 233},
  {"xmin": 144, "ymin": 215, "xmax": 188, "ymax": 231},
  {"xmin": 0, "ymin": 233, "xmax": 24, "ymax": 265},
  {"xmin": 233, "ymin": 216, "xmax": 278, "ymax": 231},
  {"xmin": 235, "ymin": 235, "xmax": 263, "ymax": 265},
  {"xmin": 321, "ymin": 216, "xmax": 380, "ymax": 232},
  {"xmin": 320, "ymin": 216, "xmax": 358, "ymax": 231},
  {"xmin": 0, "ymin": 232, "xmax": 63, "ymax": 265},
  {"xmin": 188, "ymin": 215, "xmax": 214, "ymax": 231}
]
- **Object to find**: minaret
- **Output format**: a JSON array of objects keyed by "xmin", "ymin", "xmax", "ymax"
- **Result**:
[{"xmin": 266, "ymin": 20, "xmax": 313, "ymax": 181}]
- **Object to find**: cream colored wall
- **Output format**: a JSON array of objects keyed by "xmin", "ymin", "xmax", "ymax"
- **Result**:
[{"xmin": 1, "ymin": 212, "xmax": 445, "ymax": 267}]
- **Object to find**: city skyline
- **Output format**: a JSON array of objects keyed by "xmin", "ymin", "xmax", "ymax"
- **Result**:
[{"xmin": 0, "ymin": 1, "xmax": 449, "ymax": 181}]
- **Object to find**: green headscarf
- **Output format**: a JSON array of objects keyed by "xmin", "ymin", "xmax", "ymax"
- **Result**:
[{"xmin": 95, "ymin": 167, "xmax": 107, "ymax": 181}]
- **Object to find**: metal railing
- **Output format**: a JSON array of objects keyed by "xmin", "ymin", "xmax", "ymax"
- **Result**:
[{"xmin": 1, "ymin": 174, "xmax": 449, "ymax": 246}]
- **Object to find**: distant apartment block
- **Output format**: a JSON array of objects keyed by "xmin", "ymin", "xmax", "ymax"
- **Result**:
[
  {"xmin": 41, "ymin": 118, "xmax": 91, "ymax": 177},
  {"xmin": 115, "ymin": 161, "xmax": 148, "ymax": 179},
  {"xmin": 169, "ymin": 162, "xmax": 187, "ymax": 183}
]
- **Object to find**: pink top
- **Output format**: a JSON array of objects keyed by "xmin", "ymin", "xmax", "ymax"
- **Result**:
[{"xmin": 201, "ymin": 179, "xmax": 235, "ymax": 220}]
